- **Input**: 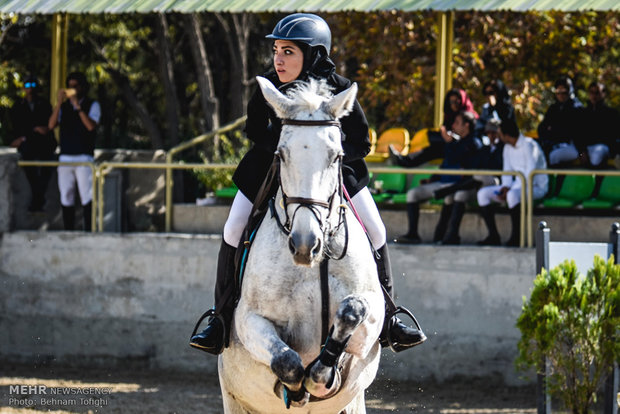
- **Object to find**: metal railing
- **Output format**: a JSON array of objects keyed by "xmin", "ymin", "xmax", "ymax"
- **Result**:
[
  {"xmin": 165, "ymin": 116, "xmax": 247, "ymax": 232},
  {"xmin": 95, "ymin": 162, "xmax": 235, "ymax": 232},
  {"xmin": 15, "ymin": 156, "xmax": 620, "ymax": 248},
  {"xmin": 368, "ymin": 167, "xmax": 527, "ymax": 247},
  {"xmin": 527, "ymin": 169, "xmax": 620, "ymax": 247},
  {"xmin": 16, "ymin": 160, "xmax": 98, "ymax": 232}
]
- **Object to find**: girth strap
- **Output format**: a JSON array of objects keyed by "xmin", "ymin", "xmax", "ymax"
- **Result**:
[{"xmin": 320, "ymin": 258, "xmax": 330, "ymax": 344}]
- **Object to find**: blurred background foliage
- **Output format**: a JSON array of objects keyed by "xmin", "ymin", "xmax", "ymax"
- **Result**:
[{"xmin": 1, "ymin": 10, "xmax": 619, "ymax": 152}]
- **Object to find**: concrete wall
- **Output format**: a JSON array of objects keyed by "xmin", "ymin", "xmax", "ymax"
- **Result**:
[
  {"xmin": 0, "ymin": 231, "xmax": 536, "ymax": 385},
  {"xmin": 0, "ymin": 150, "xmax": 19, "ymax": 232}
]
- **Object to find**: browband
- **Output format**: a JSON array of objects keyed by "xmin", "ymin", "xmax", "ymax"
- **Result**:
[{"xmin": 281, "ymin": 119, "xmax": 341, "ymax": 127}]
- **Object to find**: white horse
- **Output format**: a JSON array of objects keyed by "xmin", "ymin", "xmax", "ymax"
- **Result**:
[{"xmin": 218, "ymin": 77, "xmax": 385, "ymax": 414}]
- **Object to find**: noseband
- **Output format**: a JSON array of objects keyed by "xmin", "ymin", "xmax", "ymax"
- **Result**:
[{"xmin": 270, "ymin": 118, "xmax": 349, "ymax": 260}]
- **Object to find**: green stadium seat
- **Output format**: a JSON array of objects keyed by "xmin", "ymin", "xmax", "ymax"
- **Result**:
[
  {"xmin": 391, "ymin": 172, "xmax": 434, "ymax": 204},
  {"xmin": 215, "ymin": 184, "xmax": 238, "ymax": 199},
  {"xmin": 370, "ymin": 172, "xmax": 407, "ymax": 203},
  {"xmin": 581, "ymin": 176, "xmax": 620, "ymax": 209},
  {"xmin": 542, "ymin": 175, "xmax": 595, "ymax": 208}
]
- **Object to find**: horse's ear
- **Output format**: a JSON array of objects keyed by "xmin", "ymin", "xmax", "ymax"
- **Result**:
[
  {"xmin": 256, "ymin": 76, "xmax": 292, "ymax": 119},
  {"xmin": 326, "ymin": 82, "xmax": 358, "ymax": 119}
]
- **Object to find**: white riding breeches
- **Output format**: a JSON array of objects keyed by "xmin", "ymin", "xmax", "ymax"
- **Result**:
[
  {"xmin": 587, "ymin": 144, "xmax": 610, "ymax": 167},
  {"xmin": 349, "ymin": 187, "xmax": 386, "ymax": 249},
  {"xmin": 406, "ymin": 181, "xmax": 476, "ymax": 204},
  {"xmin": 57, "ymin": 154, "xmax": 94, "ymax": 207},
  {"xmin": 549, "ymin": 142, "xmax": 578, "ymax": 166},
  {"xmin": 223, "ymin": 192, "xmax": 253, "ymax": 246},
  {"xmin": 477, "ymin": 184, "xmax": 547, "ymax": 209},
  {"xmin": 223, "ymin": 187, "xmax": 387, "ymax": 250}
]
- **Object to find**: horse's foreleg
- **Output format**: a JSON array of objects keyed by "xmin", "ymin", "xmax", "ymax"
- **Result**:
[
  {"xmin": 304, "ymin": 295, "xmax": 369, "ymax": 398},
  {"xmin": 236, "ymin": 310, "xmax": 309, "ymax": 407}
]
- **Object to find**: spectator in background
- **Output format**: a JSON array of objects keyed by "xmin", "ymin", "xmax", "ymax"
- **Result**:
[
  {"xmin": 396, "ymin": 111, "xmax": 481, "ymax": 244},
  {"xmin": 580, "ymin": 81, "xmax": 619, "ymax": 168},
  {"xmin": 436, "ymin": 118, "xmax": 504, "ymax": 245},
  {"xmin": 537, "ymin": 76, "xmax": 584, "ymax": 167},
  {"xmin": 477, "ymin": 118, "xmax": 548, "ymax": 247},
  {"xmin": 10, "ymin": 75, "xmax": 57, "ymax": 212},
  {"xmin": 475, "ymin": 79, "xmax": 516, "ymax": 139},
  {"xmin": 48, "ymin": 71, "xmax": 100, "ymax": 231},
  {"xmin": 389, "ymin": 88, "xmax": 478, "ymax": 167}
]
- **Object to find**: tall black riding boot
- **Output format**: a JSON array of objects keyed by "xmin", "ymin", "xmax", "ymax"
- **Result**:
[
  {"xmin": 477, "ymin": 205, "xmax": 500, "ymax": 246},
  {"xmin": 442, "ymin": 202, "xmax": 465, "ymax": 245},
  {"xmin": 505, "ymin": 204, "xmax": 521, "ymax": 247},
  {"xmin": 62, "ymin": 206, "xmax": 75, "ymax": 231},
  {"xmin": 396, "ymin": 203, "xmax": 421, "ymax": 244},
  {"xmin": 432, "ymin": 203, "xmax": 453, "ymax": 243},
  {"xmin": 376, "ymin": 244, "xmax": 427, "ymax": 351},
  {"xmin": 82, "ymin": 202, "xmax": 92, "ymax": 232},
  {"xmin": 190, "ymin": 239, "xmax": 237, "ymax": 355}
]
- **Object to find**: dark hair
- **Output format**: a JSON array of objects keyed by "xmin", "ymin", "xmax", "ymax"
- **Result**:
[
  {"xmin": 457, "ymin": 110, "xmax": 476, "ymax": 133},
  {"xmin": 554, "ymin": 76, "xmax": 571, "ymax": 89},
  {"xmin": 588, "ymin": 81, "xmax": 605, "ymax": 93},
  {"xmin": 66, "ymin": 71, "xmax": 89, "ymax": 92},
  {"xmin": 500, "ymin": 118, "xmax": 520, "ymax": 138}
]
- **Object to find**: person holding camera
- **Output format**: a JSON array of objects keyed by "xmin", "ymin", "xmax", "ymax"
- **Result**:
[{"xmin": 48, "ymin": 71, "xmax": 100, "ymax": 231}]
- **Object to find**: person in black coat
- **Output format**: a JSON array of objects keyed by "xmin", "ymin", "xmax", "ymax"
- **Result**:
[
  {"xmin": 190, "ymin": 13, "xmax": 426, "ymax": 355},
  {"xmin": 10, "ymin": 75, "xmax": 57, "ymax": 212},
  {"xmin": 580, "ymin": 81, "xmax": 619, "ymax": 168},
  {"xmin": 537, "ymin": 76, "xmax": 584, "ymax": 167}
]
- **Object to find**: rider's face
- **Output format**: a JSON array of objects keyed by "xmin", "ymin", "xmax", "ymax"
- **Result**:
[{"xmin": 273, "ymin": 40, "xmax": 304, "ymax": 84}]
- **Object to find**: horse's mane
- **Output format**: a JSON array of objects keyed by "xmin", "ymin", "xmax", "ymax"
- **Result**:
[{"xmin": 282, "ymin": 78, "xmax": 334, "ymax": 118}]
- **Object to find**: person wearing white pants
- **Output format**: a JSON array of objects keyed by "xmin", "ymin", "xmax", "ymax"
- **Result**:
[
  {"xmin": 190, "ymin": 13, "xmax": 426, "ymax": 356},
  {"xmin": 48, "ymin": 72, "xmax": 100, "ymax": 231},
  {"xmin": 477, "ymin": 119, "xmax": 548, "ymax": 246}
]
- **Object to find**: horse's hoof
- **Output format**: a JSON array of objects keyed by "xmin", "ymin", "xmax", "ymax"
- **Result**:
[
  {"xmin": 270, "ymin": 347, "xmax": 304, "ymax": 385},
  {"xmin": 274, "ymin": 381, "xmax": 310, "ymax": 408},
  {"xmin": 304, "ymin": 364, "xmax": 342, "ymax": 399}
]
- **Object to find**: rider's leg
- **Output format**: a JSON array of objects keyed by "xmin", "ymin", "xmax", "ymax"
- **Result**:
[
  {"xmin": 349, "ymin": 188, "xmax": 427, "ymax": 350},
  {"xmin": 190, "ymin": 192, "xmax": 253, "ymax": 354}
]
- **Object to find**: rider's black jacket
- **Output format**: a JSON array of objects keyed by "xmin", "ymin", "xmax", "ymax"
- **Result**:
[{"xmin": 233, "ymin": 70, "xmax": 371, "ymax": 203}]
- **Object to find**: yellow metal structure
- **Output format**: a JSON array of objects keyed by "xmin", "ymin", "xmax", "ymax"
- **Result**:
[
  {"xmin": 96, "ymin": 162, "xmax": 236, "ymax": 233},
  {"xmin": 434, "ymin": 11, "xmax": 454, "ymax": 129},
  {"xmin": 164, "ymin": 116, "xmax": 247, "ymax": 232},
  {"xmin": 526, "ymin": 169, "xmax": 620, "ymax": 247},
  {"xmin": 50, "ymin": 13, "xmax": 68, "ymax": 109}
]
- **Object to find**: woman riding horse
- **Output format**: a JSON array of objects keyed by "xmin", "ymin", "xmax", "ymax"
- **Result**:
[{"xmin": 190, "ymin": 13, "xmax": 426, "ymax": 355}]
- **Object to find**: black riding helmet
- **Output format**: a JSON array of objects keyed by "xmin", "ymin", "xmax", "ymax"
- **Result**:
[
  {"xmin": 267, "ymin": 13, "xmax": 335, "ymax": 83},
  {"xmin": 266, "ymin": 13, "xmax": 331, "ymax": 55}
]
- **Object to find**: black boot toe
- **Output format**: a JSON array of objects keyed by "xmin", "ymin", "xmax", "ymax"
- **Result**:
[
  {"xmin": 387, "ymin": 319, "xmax": 427, "ymax": 351},
  {"xmin": 190, "ymin": 318, "xmax": 225, "ymax": 355}
]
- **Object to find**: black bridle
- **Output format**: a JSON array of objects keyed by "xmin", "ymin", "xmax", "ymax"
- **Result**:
[{"xmin": 270, "ymin": 118, "xmax": 349, "ymax": 261}]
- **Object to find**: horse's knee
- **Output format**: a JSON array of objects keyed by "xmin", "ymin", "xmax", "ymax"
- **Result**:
[
  {"xmin": 270, "ymin": 347, "xmax": 304, "ymax": 386},
  {"xmin": 335, "ymin": 296, "xmax": 369, "ymax": 337}
]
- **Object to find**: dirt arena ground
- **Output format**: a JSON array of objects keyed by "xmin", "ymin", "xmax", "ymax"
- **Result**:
[{"xmin": 0, "ymin": 363, "xmax": 544, "ymax": 414}]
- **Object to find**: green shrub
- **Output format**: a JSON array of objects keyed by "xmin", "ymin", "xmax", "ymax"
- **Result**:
[
  {"xmin": 516, "ymin": 255, "xmax": 620, "ymax": 414},
  {"xmin": 192, "ymin": 131, "xmax": 250, "ymax": 195}
]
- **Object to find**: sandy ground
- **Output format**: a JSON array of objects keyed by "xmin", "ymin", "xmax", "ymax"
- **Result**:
[{"xmin": 0, "ymin": 364, "xmax": 543, "ymax": 414}]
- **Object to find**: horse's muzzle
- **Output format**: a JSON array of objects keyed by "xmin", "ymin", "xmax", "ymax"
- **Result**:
[{"xmin": 289, "ymin": 232, "xmax": 322, "ymax": 266}]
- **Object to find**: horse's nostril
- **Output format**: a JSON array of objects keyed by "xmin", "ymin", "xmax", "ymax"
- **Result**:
[
  {"xmin": 288, "ymin": 237, "xmax": 296, "ymax": 255},
  {"xmin": 311, "ymin": 239, "xmax": 322, "ymax": 257}
]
